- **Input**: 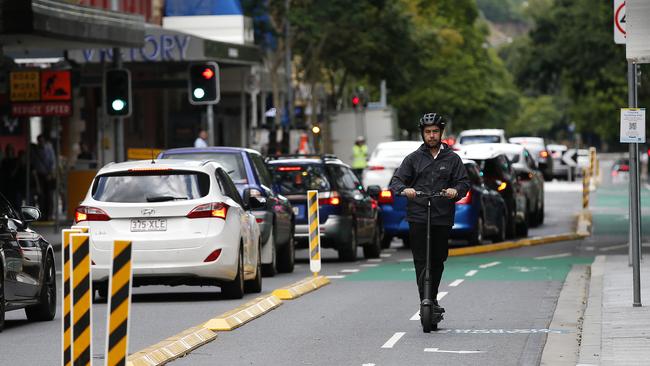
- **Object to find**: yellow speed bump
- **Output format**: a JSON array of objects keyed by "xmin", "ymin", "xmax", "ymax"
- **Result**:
[
  {"xmin": 203, "ymin": 294, "xmax": 282, "ymax": 331},
  {"xmin": 272, "ymin": 275, "xmax": 330, "ymax": 300},
  {"xmin": 126, "ymin": 326, "xmax": 216, "ymax": 366}
]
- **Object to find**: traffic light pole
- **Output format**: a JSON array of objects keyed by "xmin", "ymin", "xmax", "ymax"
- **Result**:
[
  {"xmin": 627, "ymin": 61, "xmax": 642, "ymax": 307},
  {"xmin": 207, "ymin": 104, "xmax": 215, "ymax": 146},
  {"xmin": 113, "ymin": 48, "xmax": 124, "ymax": 162}
]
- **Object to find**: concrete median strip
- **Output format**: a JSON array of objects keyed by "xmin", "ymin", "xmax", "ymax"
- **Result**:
[
  {"xmin": 203, "ymin": 294, "xmax": 283, "ymax": 331},
  {"xmin": 126, "ymin": 325, "xmax": 216, "ymax": 366},
  {"xmin": 272, "ymin": 275, "xmax": 330, "ymax": 300}
]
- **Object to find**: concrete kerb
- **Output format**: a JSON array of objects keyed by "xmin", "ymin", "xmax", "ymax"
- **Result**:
[
  {"xmin": 272, "ymin": 275, "xmax": 330, "ymax": 300},
  {"xmin": 126, "ymin": 326, "xmax": 217, "ymax": 366},
  {"xmin": 577, "ymin": 255, "xmax": 605, "ymax": 366},
  {"xmin": 203, "ymin": 294, "xmax": 283, "ymax": 331}
]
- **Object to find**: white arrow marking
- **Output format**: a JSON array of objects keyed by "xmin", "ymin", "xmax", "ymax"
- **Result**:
[
  {"xmin": 381, "ymin": 332, "xmax": 405, "ymax": 349},
  {"xmin": 465, "ymin": 270, "xmax": 478, "ymax": 277},
  {"xmin": 424, "ymin": 348, "xmax": 484, "ymax": 354},
  {"xmin": 449, "ymin": 279, "xmax": 464, "ymax": 287},
  {"xmin": 478, "ymin": 261, "xmax": 501, "ymax": 268},
  {"xmin": 534, "ymin": 253, "xmax": 571, "ymax": 260}
]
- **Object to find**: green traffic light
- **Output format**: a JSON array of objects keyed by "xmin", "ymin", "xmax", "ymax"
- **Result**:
[
  {"xmin": 112, "ymin": 99, "xmax": 126, "ymax": 111},
  {"xmin": 193, "ymin": 88, "xmax": 205, "ymax": 99}
]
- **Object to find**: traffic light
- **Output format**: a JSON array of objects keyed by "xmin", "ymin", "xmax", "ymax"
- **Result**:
[
  {"xmin": 352, "ymin": 95, "xmax": 360, "ymax": 109},
  {"xmin": 188, "ymin": 62, "xmax": 220, "ymax": 105},
  {"xmin": 311, "ymin": 125, "xmax": 321, "ymax": 135},
  {"xmin": 104, "ymin": 69, "xmax": 132, "ymax": 117}
]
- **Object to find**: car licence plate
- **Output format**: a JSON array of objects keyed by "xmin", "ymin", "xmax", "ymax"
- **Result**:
[{"xmin": 130, "ymin": 219, "xmax": 167, "ymax": 232}]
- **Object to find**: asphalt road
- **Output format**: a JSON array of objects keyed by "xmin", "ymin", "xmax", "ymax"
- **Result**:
[{"xmin": 2, "ymin": 159, "xmax": 648, "ymax": 365}]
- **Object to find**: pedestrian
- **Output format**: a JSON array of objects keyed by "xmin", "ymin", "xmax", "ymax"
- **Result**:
[
  {"xmin": 351, "ymin": 136, "xmax": 368, "ymax": 179},
  {"xmin": 33, "ymin": 135, "xmax": 55, "ymax": 220},
  {"xmin": 388, "ymin": 112, "xmax": 470, "ymax": 316},
  {"xmin": 194, "ymin": 129, "xmax": 209, "ymax": 148}
]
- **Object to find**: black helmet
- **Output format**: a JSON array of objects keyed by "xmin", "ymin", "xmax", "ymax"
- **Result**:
[{"xmin": 418, "ymin": 112, "xmax": 446, "ymax": 130}]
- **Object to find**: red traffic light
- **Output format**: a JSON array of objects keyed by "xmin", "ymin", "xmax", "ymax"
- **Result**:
[
  {"xmin": 352, "ymin": 96, "xmax": 360, "ymax": 106},
  {"xmin": 202, "ymin": 68, "xmax": 214, "ymax": 79}
]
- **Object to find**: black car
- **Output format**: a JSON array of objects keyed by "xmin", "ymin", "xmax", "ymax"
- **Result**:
[
  {"xmin": 267, "ymin": 155, "xmax": 381, "ymax": 261},
  {"xmin": 0, "ymin": 192, "xmax": 56, "ymax": 331}
]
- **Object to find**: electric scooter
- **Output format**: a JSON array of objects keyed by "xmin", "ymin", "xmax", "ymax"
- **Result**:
[{"xmin": 402, "ymin": 190, "xmax": 447, "ymax": 333}]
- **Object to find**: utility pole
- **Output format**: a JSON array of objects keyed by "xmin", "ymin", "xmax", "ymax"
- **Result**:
[
  {"xmin": 111, "ymin": 0, "xmax": 124, "ymax": 162},
  {"xmin": 283, "ymin": 0, "xmax": 293, "ymax": 153},
  {"xmin": 627, "ymin": 61, "xmax": 642, "ymax": 307}
]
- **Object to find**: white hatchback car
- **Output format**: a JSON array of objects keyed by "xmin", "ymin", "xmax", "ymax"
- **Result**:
[
  {"xmin": 75, "ymin": 159, "xmax": 263, "ymax": 299},
  {"xmin": 362, "ymin": 141, "xmax": 422, "ymax": 188}
]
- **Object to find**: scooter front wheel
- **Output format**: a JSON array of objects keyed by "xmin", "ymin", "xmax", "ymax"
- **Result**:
[{"xmin": 420, "ymin": 304, "xmax": 433, "ymax": 333}]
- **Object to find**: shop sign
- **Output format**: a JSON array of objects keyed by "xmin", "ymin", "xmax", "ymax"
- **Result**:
[{"xmin": 11, "ymin": 102, "xmax": 72, "ymax": 117}]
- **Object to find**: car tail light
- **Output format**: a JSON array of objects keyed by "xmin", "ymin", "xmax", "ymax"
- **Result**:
[
  {"xmin": 204, "ymin": 249, "xmax": 222, "ymax": 262},
  {"xmin": 619, "ymin": 164, "xmax": 630, "ymax": 172},
  {"xmin": 456, "ymin": 190, "xmax": 472, "ymax": 205},
  {"xmin": 277, "ymin": 166, "xmax": 302, "ymax": 171},
  {"xmin": 75, "ymin": 206, "xmax": 111, "ymax": 223},
  {"xmin": 319, "ymin": 191, "xmax": 341, "ymax": 206},
  {"xmin": 187, "ymin": 202, "xmax": 229, "ymax": 219},
  {"xmin": 611, "ymin": 170, "xmax": 619, "ymax": 177},
  {"xmin": 368, "ymin": 165, "xmax": 384, "ymax": 171},
  {"xmin": 497, "ymin": 182, "xmax": 508, "ymax": 191},
  {"xmin": 371, "ymin": 199, "xmax": 378, "ymax": 209},
  {"xmin": 539, "ymin": 151, "xmax": 549, "ymax": 158},
  {"xmin": 256, "ymin": 218, "xmax": 264, "ymax": 223},
  {"xmin": 378, "ymin": 189, "xmax": 394, "ymax": 204}
]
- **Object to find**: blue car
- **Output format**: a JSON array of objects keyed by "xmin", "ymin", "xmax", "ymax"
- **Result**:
[
  {"xmin": 159, "ymin": 147, "xmax": 295, "ymax": 275},
  {"xmin": 372, "ymin": 159, "xmax": 507, "ymax": 247}
]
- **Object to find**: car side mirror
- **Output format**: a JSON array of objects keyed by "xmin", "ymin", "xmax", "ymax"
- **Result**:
[
  {"xmin": 21, "ymin": 206, "xmax": 41, "ymax": 222},
  {"xmin": 248, "ymin": 196, "xmax": 267, "ymax": 210},
  {"xmin": 366, "ymin": 185, "xmax": 381, "ymax": 199}
]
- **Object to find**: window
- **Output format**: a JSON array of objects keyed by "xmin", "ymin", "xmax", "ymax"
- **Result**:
[
  {"xmin": 464, "ymin": 164, "xmax": 482, "ymax": 185},
  {"xmin": 327, "ymin": 165, "xmax": 358, "ymax": 191},
  {"xmin": 269, "ymin": 164, "xmax": 331, "ymax": 195},
  {"xmin": 163, "ymin": 152, "xmax": 248, "ymax": 184},
  {"xmin": 0, "ymin": 193, "xmax": 17, "ymax": 219},
  {"xmin": 92, "ymin": 171, "xmax": 210, "ymax": 203},
  {"xmin": 459, "ymin": 135, "xmax": 501, "ymax": 145},
  {"xmin": 250, "ymin": 153, "xmax": 273, "ymax": 188},
  {"xmin": 216, "ymin": 169, "xmax": 244, "ymax": 206}
]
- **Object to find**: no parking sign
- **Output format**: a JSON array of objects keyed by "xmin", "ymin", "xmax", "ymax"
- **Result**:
[{"xmin": 615, "ymin": 0, "xmax": 626, "ymax": 44}]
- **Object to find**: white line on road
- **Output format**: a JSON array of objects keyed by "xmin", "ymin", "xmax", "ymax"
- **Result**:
[
  {"xmin": 465, "ymin": 270, "xmax": 478, "ymax": 277},
  {"xmin": 326, "ymin": 275, "xmax": 346, "ymax": 279},
  {"xmin": 600, "ymin": 244, "xmax": 628, "ymax": 251},
  {"xmin": 381, "ymin": 332, "xmax": 406, "ymax": 349},
  {"xmin": 362, "ymin": 364, "xmax": 376, "ymax": 366},
  {"xmin": 583, "ymin": 246, "xmax": 595, "ymax": 251},
  {"xmin": 478, "ymin": 261, "xmax": 501, "ymax": 269},
  {"xmin": 399, "ymin": 258, "xmax": 412, "ymax": 263},
  {"xmin": 534, "ymin": 253, "xmax": 571, "ymax": 260},
  {"xmin": 410, "ymin": 292, "xmax": 448, "ymax": 320},
  {"xmin": 361, "ymin": 264, "xmax": 379, "ymax": 267},
  {"xmin": 449, "ymin": 279, "xmax": 464, "ymax": 287},
  {"xmin": 424, "ymin": 348, "xmax": 484, "ymax": 354},
  {"xmin": 384, "ymin": 248, "xmax": 397, "ymax": 253},
  {"xmin": 340, "ymin": 269, "xmax": 360, "ymax": 273},
  {"xmin": 367, "ymin": 258, "xmax": 382, "ymax": 262},
  {"xmin": 380, "ymin": 253, "xmax": 392, "ymax": 258}
]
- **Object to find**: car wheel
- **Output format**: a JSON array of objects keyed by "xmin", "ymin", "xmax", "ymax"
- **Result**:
[
  {"xmin": 469, "ymin": 216, "xmax": 483, "ymax": 246},
  {"xmin": 222, "ymin": 246, "xmax": 245, "ymax": 299},
  {"xmin": 245, "ymin": 241, "xmax": 263, "ymax": 293},
  {"xmin": 1, "ymin": 265, "xmax": 5, "ymax": 332},
  {"xmin": 25, "ymin": 253, "xmax": 57, "ymax": 322},
  {"xmin": 363, "ymin": 226, "xmax": 381, "ymax": 259},
  {"xmin": 261, "ymin": 230, "xmax": 277, "ymax": 277},
  {"xmin": 338, "ymin": 226, "xmax": 358, "ymax": 262},
  {"xmin": 516, "ymin": 218, "xmax": 529, "ymax": 237},
  {"xmin": 277, "ymin": 230, "xmax": 295, "ymax": 274}
]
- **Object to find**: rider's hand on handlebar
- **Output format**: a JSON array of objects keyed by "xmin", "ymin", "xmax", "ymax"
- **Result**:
[
  {"xmin": 442, "ymin": 188, "xmax": 458, "ymax": 199},
  {"xmin": 402, "ymin": 188, "xmax": 417, "ymax": 199}
]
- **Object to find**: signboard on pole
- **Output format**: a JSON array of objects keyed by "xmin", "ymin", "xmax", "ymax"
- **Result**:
[
  {"xmin": 615, "ymin": 0, "xmax": 626, "ymax": 44},
  {"xmin": 620, "ymin": 108, "xmax": 646, "ymax": 143},
  {"xmin": 626, "ymin": 0, "xmax": 650, "ymax": 63},
  {"xmin": 9, "ymin": 69, "xmax": 72, "ymax": 116}
]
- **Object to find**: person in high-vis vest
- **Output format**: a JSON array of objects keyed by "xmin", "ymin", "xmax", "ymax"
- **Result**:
[{"xmin": 352, "ymin": 136, "xmax": 368, "ymax": 178}]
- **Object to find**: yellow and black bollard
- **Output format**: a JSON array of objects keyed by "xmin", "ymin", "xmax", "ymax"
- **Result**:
[
  {"xmin": 71, "ymin": 233, "xmax": 92, "ymax": 366},
  {"xmin": 582, "ymin": 168, "xmax": 590, "ymax": 209},
  {"xmin": 307, "ymin": 190, "xmax": 322, "ymax": 275},
  {"xmin": 105, "ymin": 240, "xmax": 133, "ymax": 366},
  {"xmin": 62, "ymin": 227, "xmax": 88, "ymax": 366}
]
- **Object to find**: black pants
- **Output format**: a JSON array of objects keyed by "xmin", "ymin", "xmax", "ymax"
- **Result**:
[{"xmin": 408, "ymin": 222, "xmax": 450, "ymax": 302}]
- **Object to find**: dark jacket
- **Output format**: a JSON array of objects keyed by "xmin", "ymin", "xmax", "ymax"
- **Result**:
[{"xmin": 389, "ymin": 143, "xmax": 470, "ymax": 225}]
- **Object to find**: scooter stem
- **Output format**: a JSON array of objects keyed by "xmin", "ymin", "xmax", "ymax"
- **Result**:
[{"xmin": 422, "ymin": 197, "xmax": 433, "ymax": 303}]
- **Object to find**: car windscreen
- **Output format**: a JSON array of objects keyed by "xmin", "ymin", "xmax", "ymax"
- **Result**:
[
  {"xmin": 459, "ymin": 135, "xmax": 501, "ymax": 145},
  {"xmin": 372, "ymin": 146, "xmax": 417, "ymax": 159},
  {"xmin": 505, "ymin": 153, "xmax": 520, "ymax": 163},
  {"xmin": 162, "ymin": 152, "xmax": 248, "ymax": 184},
  {"xmin": 92, "ymin": 170, "xmax": 210, "ymax": 203},
  {"xmin": 269, "ymin": 165, "xmax": 331, "ymax": 195}
]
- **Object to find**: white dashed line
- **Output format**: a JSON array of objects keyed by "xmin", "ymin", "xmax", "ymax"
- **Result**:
[
  {"xmin": 465, "ymin": 270, "xmax": 478, "ymax": 277},
  {"xmin": 340, "ymin": 269, "xmax": 360, "ymax": 273},
  {"xmin": 367, "ymin": 258, "xmax": 382, "ymax": 262},
  {"xmin": 326, "ymin": 275, "xmax": 346, "ymax": 279},
  {"xmin": 399, "ymin": 258, "xmax": 412, "ymax": 263},
  {"xmin": 361, "ymin": 264, "xmax": 379, "ymax": 267},
  {"xmin": 478, "ymin": 261, "xmax": 501, "ymax": 269},
  {"xmin": 380, "ymin": 253, "xmax": 392, "ymax": 258},
  {"xmin": 381, "ymin": 332, "xmax": 406, "ymax": 349},
  {"xmin": 534, "ymin": 253, "xmax": 571, "ymax": 260},
  {"xmin": 583, "ymin": 246, "xmax": 595, "ymax": 251},
  {"xmin": 449, "ymin": 279, "xmax": 464, "ymax": 287}
]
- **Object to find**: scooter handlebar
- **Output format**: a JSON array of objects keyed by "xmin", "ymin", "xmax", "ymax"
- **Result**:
[{"xmin": 399, "ymin": 190, "xmax": 447, "ymax": 198}]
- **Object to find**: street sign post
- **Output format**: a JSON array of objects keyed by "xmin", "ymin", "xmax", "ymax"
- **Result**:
[
  {"xmin": 620, "ymin": 108, "xmax": 646, "ymax": 143},
  {"xmin": 561, "ymin": 149, "xmax": 578, "ymax": 167},
  {"xmin": 614, "ymin": 0, "xmax": 626, "ymax": 44}
]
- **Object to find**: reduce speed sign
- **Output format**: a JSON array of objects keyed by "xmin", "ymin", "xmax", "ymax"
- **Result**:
[{"xmin": 614, "ymin": 0, "xmax": 626, "ymax": 44}]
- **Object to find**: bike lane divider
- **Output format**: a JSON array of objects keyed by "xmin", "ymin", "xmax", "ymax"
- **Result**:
[
  {"xmin": 448, "ymin": 279, "xmax": 464, "ymax": 287},
  {"xmin": 381, "ymin": 332, "xmax": 406, "ymax": 349}
]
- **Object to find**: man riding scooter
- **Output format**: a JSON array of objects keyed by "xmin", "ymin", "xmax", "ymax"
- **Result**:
[{"xmin": 389, "ymin": 112, "xmax": 470, "ymax": 331}]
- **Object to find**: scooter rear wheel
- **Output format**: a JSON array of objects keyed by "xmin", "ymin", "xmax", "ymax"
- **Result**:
[{"xmin": 420, "ymin": 304, "xmax": 433, "ymax": 333}]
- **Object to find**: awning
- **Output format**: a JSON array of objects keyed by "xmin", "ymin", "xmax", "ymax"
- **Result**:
[{"xmin": 0, "ymin": 0, "xmax": 146, "ymax": 51}]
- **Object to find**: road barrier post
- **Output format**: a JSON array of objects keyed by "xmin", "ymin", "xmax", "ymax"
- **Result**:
[
  {"xmin": 307, "ymin": 190, "xmax": 322, "ymax": 275},
  {"xmin": 105, "ymin": 240, "xmax": 133, "ymax": 366},
  {"xmin": 61, "ymin": 228, "xmax": 86, "ymax": 366},
  {"xmin": 70, "ymin": 233, "xmax": 92, "ymax": 366},
  {"xmin": 582, "ymin": 168, "xmax": 590, "ymax": 209}
]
